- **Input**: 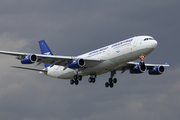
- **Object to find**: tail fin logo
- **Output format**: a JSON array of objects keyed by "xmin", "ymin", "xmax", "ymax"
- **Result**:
[
  {"xmin": 165, "ymin": 61, "xmax": 169, "ymax": 65},
  {"xmin": 44, "ymin": 52, "xmax": 51, "ymax": 55},
  {"xmin": 39, "ymin": 40, "xmax": 53, "ymax": 68}
]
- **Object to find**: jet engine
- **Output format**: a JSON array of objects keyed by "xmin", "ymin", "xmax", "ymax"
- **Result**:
[
  {"xmin": 148, "ymin": 66, "xmax": 164, "ymax": 75},
  {"xmin": 68, "ymin": 59, "xmax": 85, "ymax": 68},
  {"xmin": 130, "ymin": 64, "xmax": 146, "ymax": 74},
  {"xmin": 21, "ymin": 54, "xmax": 37, "ymax": 64}
]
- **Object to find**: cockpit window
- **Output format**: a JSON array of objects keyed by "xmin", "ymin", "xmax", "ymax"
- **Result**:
[{"xmin": 144, "ymin": 38, "xmax": 154, "ymax": 41}]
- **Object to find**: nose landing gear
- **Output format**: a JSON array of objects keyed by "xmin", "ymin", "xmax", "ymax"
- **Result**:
[{"xmin": 139, "ymin": 55, "xmax": 146, "ymax": 71}]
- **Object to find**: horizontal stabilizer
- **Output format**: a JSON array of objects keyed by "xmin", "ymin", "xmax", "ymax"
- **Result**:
[{"xmin": 11, "ymin": 66, "xmax": 47, "ymax": 73}]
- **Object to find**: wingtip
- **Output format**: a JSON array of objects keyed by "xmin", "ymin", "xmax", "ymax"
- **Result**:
[{"xmin": 165, "ymin": 61, "xmax": 169, "ymax": 65}]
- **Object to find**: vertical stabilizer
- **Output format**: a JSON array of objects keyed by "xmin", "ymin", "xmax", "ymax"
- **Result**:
[{"xmin": 39, "ymin": 40, "xmax": 53, "ymax": 68}]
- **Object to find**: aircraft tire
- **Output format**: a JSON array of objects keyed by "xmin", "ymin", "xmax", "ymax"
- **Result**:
[
  {"xmin": 88, "ymin": 78, "xmax": 92, "ymax": 83},
  {"xmin": 70, "ymin": 80, "xmax": 74, "ymax": 85},
  {"xmin": 110, "ymin": 83, "xmax": 114, "ymax": 88},
  {"xmin": 109, "ymin": 78, "xmax": 113, "ymax": 83},
  {"xmin": 78, "ymin": 75, "xmax": 82, "ymax": 81},
  {"xmin": 113, "ymin": 78, "xmax": 117, "ymax": 83},
  {"xmin": 92, "ymin": 78, "xmax": 96, "ymax": 83},
  {"xmin": 74, "ymin": 75, "xmax": 78, "ymax": 80},
  {"xmin": 105, "ymin": 82, "xmax": 109, "ymax": 88},
  {"xmin": 75, "ymin": 80, "xmax": 79, "ymax": 85}
]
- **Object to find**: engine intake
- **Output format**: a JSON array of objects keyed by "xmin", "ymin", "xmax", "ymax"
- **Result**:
[
  {"xmin": 68, "ymin": 58, "xmax": 85, "ymax": 68},
  {"xmin": 130, "ymin": 64, "xmax": 146, "ymax": 74},
  {"xmin": 21, "ymin": 54, "xmax": 37, "ymax": 64},
  {"xmin": 148, "ymin": 66, "xmax": 164, "ymax": 75}
]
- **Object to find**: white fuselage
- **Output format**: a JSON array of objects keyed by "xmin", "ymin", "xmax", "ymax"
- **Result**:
[{"xmin": 44, "ymin": 36, "xmax": 157, "ymax": 79}]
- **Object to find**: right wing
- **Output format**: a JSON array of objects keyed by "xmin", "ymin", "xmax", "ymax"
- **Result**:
[{"xmin": 117, "ymin": 61, "xmax": 170, "ymax": 74}]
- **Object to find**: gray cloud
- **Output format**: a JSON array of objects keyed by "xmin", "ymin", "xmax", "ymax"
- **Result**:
[{"xmin": 0, "ymin": 0, "xmax": 179, "ymax": 120}]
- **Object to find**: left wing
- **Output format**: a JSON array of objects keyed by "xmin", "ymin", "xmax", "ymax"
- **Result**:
[{"xmin": 0, "ymin": 50, "xmax": 104, "ymax": 68}]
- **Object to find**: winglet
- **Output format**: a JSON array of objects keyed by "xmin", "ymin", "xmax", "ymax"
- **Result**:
[{"xmin": 165, "ymin": 61, "xmax": 169, "ymax": 65}]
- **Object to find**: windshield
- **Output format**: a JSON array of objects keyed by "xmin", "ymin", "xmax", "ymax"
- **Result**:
[{"xmin": 144, "ymin": 38, "xmax": 154, "ymax": 41}]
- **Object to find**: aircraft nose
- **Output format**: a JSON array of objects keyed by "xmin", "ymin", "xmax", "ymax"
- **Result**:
[{"xmin": 149, "ymin": 40, "xmax": 158, "ymax": 49}]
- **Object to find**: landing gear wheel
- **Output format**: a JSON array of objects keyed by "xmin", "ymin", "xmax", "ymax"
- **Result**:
[
  {"xmin": 88, "ymin": 78, "xmax": 92, "ymax": 83},
  {"xmin": 70, "ymin": 80, "xmax": 74, "ymax": 85},
  {"xmin": 88, "ymin": 77, "xmax": 96, "ymax": 83},
  {"xmin": 78, "ymin": 75, "xmax": 82, "ymax": 81},
  {"xmin": 105, "ymin": 82, "xmax": 109, "ymax": 88},
  {"xmin": 113, "ymin": 78, "xmax": 117, "ymax": 83},
  {"xmin": 92, "ymin": 78, "xmax": 96, "ymax": 83},
  {"xmin": 75, "ymin": 80, "xmax": 79, "ymax": 85},
  {"xmin": 109, "ymin": 78, "xmax": 113, "ymax": 83},
  {"xmin": 106, "ymin": 77, "xmax": 116, "ymax": 88},
  {"xmin": 109, "ymin": 83, "xmax": 114, "ymax": 88},
  {"xmin": 74, "ymin": 75, "xmax": 78, "ymax": 80}
]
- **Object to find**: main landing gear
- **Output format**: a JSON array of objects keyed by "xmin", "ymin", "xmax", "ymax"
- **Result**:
[
  {"xmin": 70, "ymin": 74, "xmax": 96, "ymax": 85},
  {"xmin": 70, "ymin": 75, "xmax": 82, "ymax": 85},
  {"xmin": 105, "ymin": 70, "xmax": 117, "ymax": 88},
  {"xmin": 105, "ymin": 78, "xmax": 117, "ymax": 88},
  {"xmin": 88, "ymin": 75, "xmax": 96, "ymax": 83}
]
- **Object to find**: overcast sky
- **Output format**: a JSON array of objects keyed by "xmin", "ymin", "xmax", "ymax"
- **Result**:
[{"xmin": 0, "ymin": 0, "xmax": 180, "ymax": 120}]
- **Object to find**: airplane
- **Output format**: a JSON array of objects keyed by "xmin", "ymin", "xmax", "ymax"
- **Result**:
[{"xmin": 0, "ymin": 35, "xmax": 169, "ymax": 88}]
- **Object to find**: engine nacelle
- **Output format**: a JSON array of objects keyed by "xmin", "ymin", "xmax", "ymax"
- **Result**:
[
  {"xmin": 148, "ymin": 66, "xmax": 164, "ymax": 75},
  {"xmin": 21, "ymin": 54, "xmax": 37, "ymax": 64},
  {"xmin": 68, "ymin": 59, "xmax": 85, "ymax": 68},
  {"xmin": 130, "ymin": 64, "xmax": 146, "ymax": 74}
]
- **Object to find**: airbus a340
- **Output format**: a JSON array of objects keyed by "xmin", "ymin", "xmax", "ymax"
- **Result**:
[{"xmin": 0, "ymin": 36, "xmax": 169, "ymax": 88}]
